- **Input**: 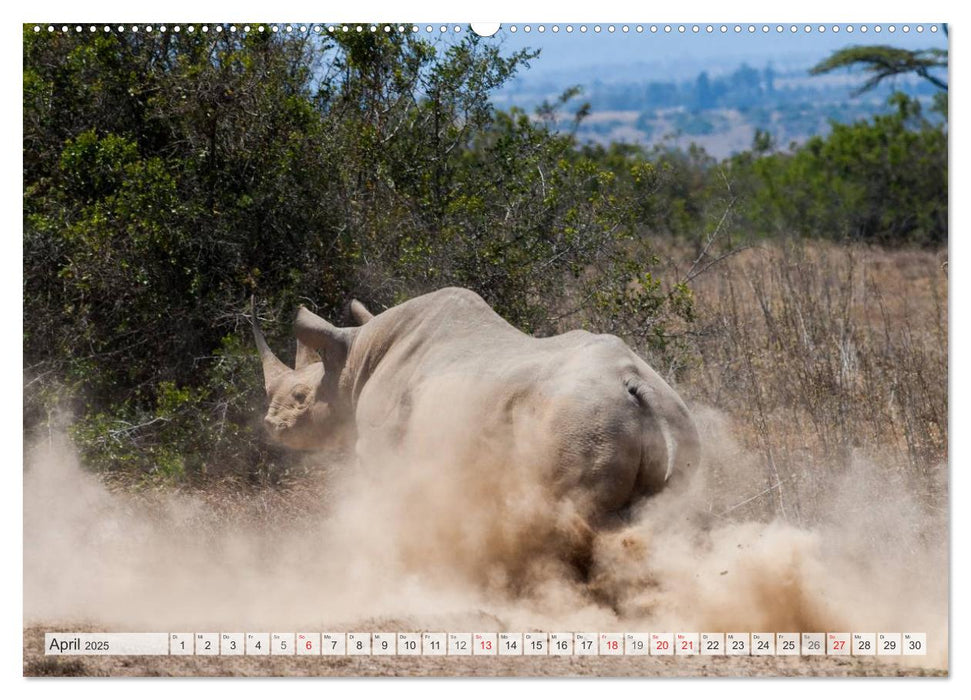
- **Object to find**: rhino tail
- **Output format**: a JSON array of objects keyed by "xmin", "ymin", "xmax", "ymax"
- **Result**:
[{"xmin": 625, "ymin": 377, "xmax": 678, "ymax": 489}]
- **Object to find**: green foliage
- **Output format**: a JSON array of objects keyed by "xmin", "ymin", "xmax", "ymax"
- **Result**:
[
  {"xmin": 69, "ymin": 382, "xmax": 204, "ymax": 482},
  {"xmin": 66, "ymin": 331, "xmax": 279, "ymax": 484},
  {"xmin": 573, "ymin": 91, "xmax": 947, "ymax": 247},
  {"xmin": 729, "ymin": 93, "xmax": 947, "ymax": 244}
]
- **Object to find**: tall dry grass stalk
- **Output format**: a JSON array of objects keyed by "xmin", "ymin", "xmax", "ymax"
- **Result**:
[{"xmin": 673, "ymin": 240, "xmax": 947, "ymax": 526}]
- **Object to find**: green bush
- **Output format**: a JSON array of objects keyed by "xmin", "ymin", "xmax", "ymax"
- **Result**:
[{"xmin": 730, "ymin": 93, "xmax": 947, "ymax": 244}]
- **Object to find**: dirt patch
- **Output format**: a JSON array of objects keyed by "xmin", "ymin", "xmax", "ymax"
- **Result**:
[{"xmin": 22, "ymin": 415, "xmax": 948, "ymax": 677}]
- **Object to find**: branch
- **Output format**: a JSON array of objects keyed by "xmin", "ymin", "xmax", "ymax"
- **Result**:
[
  {"xmin": 810, "ymin": 44, "xmax": 948, "ymax": 94},
  {"xmin": 680, "ymin": 192, "xmax": 741, "ymax": 286}
]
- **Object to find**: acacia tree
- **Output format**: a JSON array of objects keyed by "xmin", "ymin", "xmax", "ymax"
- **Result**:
[{"xmin": 809, "ymin": 27, "xmax": 948, "ymax": 95}]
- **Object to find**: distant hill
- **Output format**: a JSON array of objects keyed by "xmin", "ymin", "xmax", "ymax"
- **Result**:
[
  {"xmin": 493, "ymin": 60, "xmax": 940, "ymax": 159},
  {"xmin": 489, "ymin": 28, "xmax": 947, "ymax": 158}
]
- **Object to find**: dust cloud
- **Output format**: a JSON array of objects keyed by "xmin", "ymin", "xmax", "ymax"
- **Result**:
[{"xmin": 23, "ymin": 405, "xmax": 947, "ymax": 669}]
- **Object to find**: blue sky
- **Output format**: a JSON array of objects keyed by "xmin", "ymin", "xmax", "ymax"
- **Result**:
[{"xmin": 487, "ymin": 23, "xmax": 948, "ymax": 81}]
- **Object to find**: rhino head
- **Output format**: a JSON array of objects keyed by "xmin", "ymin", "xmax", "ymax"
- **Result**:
[{"xmin": 250, "ymin": 298, "xmax": 365, "ymax": 450}]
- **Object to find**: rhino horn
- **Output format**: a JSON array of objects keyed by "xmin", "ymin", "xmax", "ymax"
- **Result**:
[
  {"xmin": 295, "ymin": 306, "xmax": 353, "ymax": 371},
  {"xmin": 295, "ymin": 339, "xmax": 322, "ymax": 370},
  {"xmin": 250, "ymin": 296, "xmax": 290, "ymax": 387}
]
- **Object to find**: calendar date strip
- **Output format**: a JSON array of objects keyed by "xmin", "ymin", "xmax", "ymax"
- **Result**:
[{"xmin": 44, "ymin": 632, "xmax": 927, "ymax": 657}]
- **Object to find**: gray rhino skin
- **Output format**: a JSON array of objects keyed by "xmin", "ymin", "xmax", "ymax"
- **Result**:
[{"xmin": 253, "ymin": 287, "xmax": 700, "ymax": 528}]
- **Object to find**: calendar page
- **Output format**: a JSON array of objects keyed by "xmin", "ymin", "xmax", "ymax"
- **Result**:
[{"xmin": 22, "ymin": 15, "xmax": 949, "ymax": 679}]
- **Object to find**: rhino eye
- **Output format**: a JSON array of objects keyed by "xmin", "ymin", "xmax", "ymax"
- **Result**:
[{"xmin": 293, "ymin": 390, "xmax": 308, "ymax": 403}]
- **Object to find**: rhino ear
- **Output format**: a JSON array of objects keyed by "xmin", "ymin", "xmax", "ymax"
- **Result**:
[
  {"xmin": 295, "ymin": 306, "xmax": 354, "ymax": 371},
  {"xmin": 349, "ymin": 299, "xmax": 374, "ymax": 325}
]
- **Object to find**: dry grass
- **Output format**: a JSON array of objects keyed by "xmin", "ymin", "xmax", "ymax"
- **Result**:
[{"xmin": 661, "ymin": 239, "xmax": 948, "ymax": 526}]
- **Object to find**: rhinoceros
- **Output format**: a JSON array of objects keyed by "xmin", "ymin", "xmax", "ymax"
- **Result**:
[{"xmin": 252, "ymin": 288, "xmax": 700, "ymax": 537}]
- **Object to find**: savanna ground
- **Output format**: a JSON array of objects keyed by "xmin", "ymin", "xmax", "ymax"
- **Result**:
[{"xmin": 23, "ymin": 238, "xmax": 949, "ymax": 678}]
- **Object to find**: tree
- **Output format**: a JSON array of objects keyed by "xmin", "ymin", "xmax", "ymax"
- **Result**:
[
  {"xmin": 809, "ymin": 30, "xmax": 948, "ymax": 95},
  {"xmin": 728, "ymin": 92, "xmax": 946, "ymax": 245}
]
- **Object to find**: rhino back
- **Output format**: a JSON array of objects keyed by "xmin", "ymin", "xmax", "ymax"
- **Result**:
[{"xmin": 348, "ymin": 291, "xmax": 679, "ymax": 520}]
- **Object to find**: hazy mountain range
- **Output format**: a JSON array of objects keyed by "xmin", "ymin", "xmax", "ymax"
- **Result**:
[{"xmin": 487, "ymin": 26, "xmax": 947, "ymax": 158}]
